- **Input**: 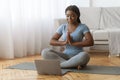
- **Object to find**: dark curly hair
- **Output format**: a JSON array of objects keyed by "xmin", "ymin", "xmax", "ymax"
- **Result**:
[{"xmin": 65, "ymin": 5, "xmax": 81, "ymax": 23}]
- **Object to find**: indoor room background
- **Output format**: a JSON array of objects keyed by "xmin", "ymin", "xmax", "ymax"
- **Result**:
[{"xmin": 0, "ymin": 0, "xmax": 120, "ymax": 59}]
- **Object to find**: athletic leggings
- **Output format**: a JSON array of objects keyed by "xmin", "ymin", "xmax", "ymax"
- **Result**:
[{"xmin": 41, "ymin": 48, "xmax": 90, "ymax": 68}]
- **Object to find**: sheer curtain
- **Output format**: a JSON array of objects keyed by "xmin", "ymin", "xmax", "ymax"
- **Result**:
[{"xmin": 0, "ymin": 0, "xmax": 89, "ymax": 59}]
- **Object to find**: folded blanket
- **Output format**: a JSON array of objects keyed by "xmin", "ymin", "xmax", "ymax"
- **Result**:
[{"xmin": 107, "ymin": 29, "xmax": 120, "ymax": 56}]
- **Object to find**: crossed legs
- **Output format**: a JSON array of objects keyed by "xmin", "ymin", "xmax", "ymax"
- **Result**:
[{"xmin": 41, "ymin": 48, "xmax": 90, "ymax": 68}]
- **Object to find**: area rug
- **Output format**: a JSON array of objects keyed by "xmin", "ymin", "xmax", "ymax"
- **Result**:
[{"xmin": 6, "ymin": 62, "xmax": 120, "ymax": 75}]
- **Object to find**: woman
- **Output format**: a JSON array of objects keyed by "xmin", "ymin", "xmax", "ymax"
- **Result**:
[{"xmin": 41, "ymin": 5, "xmax": 94, "ymax": 69}]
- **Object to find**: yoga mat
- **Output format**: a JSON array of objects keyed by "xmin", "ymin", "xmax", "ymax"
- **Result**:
[{"xmin": 6, "ymin": 62, "xmax": 120, "ymax": 75}]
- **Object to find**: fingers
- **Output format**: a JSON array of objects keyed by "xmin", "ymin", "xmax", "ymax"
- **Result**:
[{"xmin": 66, "ymin": 31, "xmax": 72, "ymax": 45}]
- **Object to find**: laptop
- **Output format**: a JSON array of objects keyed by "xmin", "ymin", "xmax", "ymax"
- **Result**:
[{"xmin": 34, "ymin": 59, "xmax": 68, "ymax": 75}]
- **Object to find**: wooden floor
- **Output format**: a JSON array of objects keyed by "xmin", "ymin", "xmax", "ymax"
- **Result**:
[{"xmin": 0, "ymin": 52, "xmax": 120, "ymax": 80}]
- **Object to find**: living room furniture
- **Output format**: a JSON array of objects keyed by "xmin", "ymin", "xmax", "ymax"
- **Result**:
[{"xmin": 53, "ymin": 7, "xmax": 120, "ymax": 56}]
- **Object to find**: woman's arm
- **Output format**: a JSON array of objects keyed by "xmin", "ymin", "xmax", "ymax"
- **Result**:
[
  {"xmin": 69, "ymin": 32, "xmax": 94, "ymax": 47},
  {"xmin": 50, "ymin": 32, "xmax": 67, "ymax": 46}
]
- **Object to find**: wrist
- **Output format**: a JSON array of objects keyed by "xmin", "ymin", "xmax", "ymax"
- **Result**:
[{"xmin": 60, "ymin": 41, "xmax": 67, "ymax": 46}]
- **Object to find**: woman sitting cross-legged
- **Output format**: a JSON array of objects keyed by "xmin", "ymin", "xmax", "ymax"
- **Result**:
[{"xmin": 41, "ymin": 5, "xmax": 94, "ymax": 69}]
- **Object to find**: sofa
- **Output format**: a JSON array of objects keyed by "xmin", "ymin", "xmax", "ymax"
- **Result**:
[{"xmin": 53, "ymin": 7, "xmax": 120, "ymax": 56}]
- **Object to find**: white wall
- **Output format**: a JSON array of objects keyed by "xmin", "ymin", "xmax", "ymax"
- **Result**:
[
  {"xmin": 65, "ymin": 0, "xmax": 120, "ymax": 7},
  {"xmin": 66, "ymin": 0, "xmax": 90, "ymax": 7},
  {"xmin": 92, "ymin": 0, "xmax": 120, "ymax": 7}
]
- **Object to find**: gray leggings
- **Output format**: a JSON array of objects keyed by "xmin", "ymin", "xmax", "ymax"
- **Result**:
[{"xmin": 41, "ymin": 48, "xmax": 90, "ymax": 68}]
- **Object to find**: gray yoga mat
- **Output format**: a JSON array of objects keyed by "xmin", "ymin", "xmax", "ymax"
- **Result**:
[{"xmin": 6, "ymin": 62, "xmax": 120, "ymax": 75}]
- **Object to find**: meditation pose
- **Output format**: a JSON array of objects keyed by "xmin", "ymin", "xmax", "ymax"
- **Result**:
[{"xmin": 41, "ymin": 5, "xmax": 94, "ymax": 69}]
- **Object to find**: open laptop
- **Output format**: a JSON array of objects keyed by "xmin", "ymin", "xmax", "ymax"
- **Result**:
[{"xmin": 34, "ymin": 59, "xmax": 68, "ymax": 75}]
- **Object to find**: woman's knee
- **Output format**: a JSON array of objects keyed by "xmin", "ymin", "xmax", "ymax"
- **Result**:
[
  {"xmin": 79, "ymin": 52, "xmax": 90, "ymax": 65},
  {"xmin": 41, "ymin": 48, "xmax": 51, "ymax": 58},
  {"xmin": 41, "ymin": 48, "xmax": 61, "ymax": 59},
  {"xmin": 80, "ymin": 52, "xmax": 90, "ymax": 58},
  {"xmin": 72, "ymin": 52, "xmax": 90, "ymax": 66}
]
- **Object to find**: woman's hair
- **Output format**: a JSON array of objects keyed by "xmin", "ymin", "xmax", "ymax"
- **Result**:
[{"xmin": 65, "ymin": 5, "xmax": 81, "ymax": 23}]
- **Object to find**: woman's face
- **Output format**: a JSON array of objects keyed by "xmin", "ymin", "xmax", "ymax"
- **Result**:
[{"xmin": 65, "ymin": 10, "xmax": 78, "ymax": 24}]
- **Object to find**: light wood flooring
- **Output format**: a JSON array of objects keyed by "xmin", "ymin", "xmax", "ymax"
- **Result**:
[{"xmin": 0, "ymin": 52, "xmax": 120, "ymax": 80}]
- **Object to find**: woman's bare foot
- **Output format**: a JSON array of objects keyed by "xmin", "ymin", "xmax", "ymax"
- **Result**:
[
  {"xmin": 77, "ymin": 65, "xmax": 82, "ymax": 70},
  {"xmin": 77, "ymin": 65, "xmax": 86, "ymax": 70}
]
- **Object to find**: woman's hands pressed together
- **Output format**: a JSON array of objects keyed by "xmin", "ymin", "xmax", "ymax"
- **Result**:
[{"xmin": 66, "ymin": 31, "xmax": 72, "ymax": 45}]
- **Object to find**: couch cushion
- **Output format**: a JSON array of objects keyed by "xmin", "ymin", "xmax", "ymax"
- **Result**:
[
  {"xmin": 93, "ymin": 30, "xmax": 108, "ymax": 40},
  {"xmin": 79, "ymin": 7, "xmax": 101, "ymax": 30},
  {"xmin": 100, "ymin": 7, "xmax": 120, "ymax": 29},
  {"xmin": 54, "ymin": 19, "xmax": 67, "ymax": 30},
  {"xmin": 94, "ymin": 40, "xmax": 108, "ymax": 45}
]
